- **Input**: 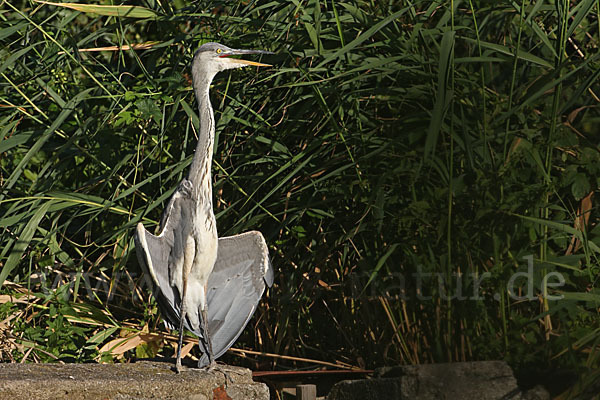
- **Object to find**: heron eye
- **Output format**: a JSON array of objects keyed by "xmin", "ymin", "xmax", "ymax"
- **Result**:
[{"xmin": 216, "ymin": 48, "xmax": 222, "ymax": 54}]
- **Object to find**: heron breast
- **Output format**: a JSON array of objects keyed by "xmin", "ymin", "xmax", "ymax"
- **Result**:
[{"xmin": 190, "ymin": 227, "xmax": 218, "ymax": 284}]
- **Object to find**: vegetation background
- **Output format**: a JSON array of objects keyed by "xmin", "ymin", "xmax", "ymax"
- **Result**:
[{"xmin": 1, "ymin": 0, "xmax": 599, "ymax": 397}]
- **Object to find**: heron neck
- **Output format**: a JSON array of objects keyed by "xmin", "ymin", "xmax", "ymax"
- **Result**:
[{"xmin": 188, "ymin": 74, "xmax": 215, "ymax": 199}]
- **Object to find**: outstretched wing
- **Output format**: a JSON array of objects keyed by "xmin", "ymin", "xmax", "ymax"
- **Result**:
[
  {"xmin": 197, "ymin": 230, "xmax": 273, "ymax": 367},
  {"xmin": 134, "ymin": 180, "xmax": 195, "ymax": 330}
]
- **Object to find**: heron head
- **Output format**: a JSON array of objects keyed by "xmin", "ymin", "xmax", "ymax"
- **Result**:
[{"xmin": 193, "ymin": 42, "xmax": 272, "ymax": 77}]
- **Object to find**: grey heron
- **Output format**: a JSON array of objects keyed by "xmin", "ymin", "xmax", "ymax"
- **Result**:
[{"xmin": 134, "ymin": 42, "xmax": 274, "ymax": 373}]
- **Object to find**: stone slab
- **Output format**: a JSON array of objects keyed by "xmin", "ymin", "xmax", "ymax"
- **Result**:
[
  {"xmin": 327, "ymin": 361, "xmax": 549, "ymax": 400},
  {"xmin": 0, "ymin": 361, "xmax": 269, "ymax": 400}
]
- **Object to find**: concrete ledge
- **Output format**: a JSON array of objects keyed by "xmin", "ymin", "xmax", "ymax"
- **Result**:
[{"xmin": 0, "ymin": 361, "xmax": 269, "ymax": 400}]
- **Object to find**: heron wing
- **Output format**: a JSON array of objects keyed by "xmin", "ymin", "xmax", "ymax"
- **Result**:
[
  {"xmin": 134, "ymin": 181, "xmax": 195, "ymax": 330},
  {"xmin": 197, "ymin": 230, "xmax": 273, "ymax": 367}
]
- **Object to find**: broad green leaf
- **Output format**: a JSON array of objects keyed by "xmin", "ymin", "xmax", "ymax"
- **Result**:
[
  {"xmin": 0, "ymin": 130, "xmax": 33, "ymax": 154},
  {"xmin": 0, "ymin": 21, "xmax": 28, "ymax": 41},
  {"xmin": 561, "ymin": 292, "xmax": 600, "ymax": 303},
  {"xmin": 566, "ymin": 0, "xmax": 595, "ymax": 39},
  {"xmin": 361, "ymin": 243, "xmax": 399, "ymax": 295},
  {"xmin": 136, "ymin": 98, "xmax": 162, "ymax": 125},
  {"xmin": 572, "ymin": 173, "xmax": 590, "ymax": 200},
  {"xmin": 87, "ymin": 327, "xmax": 119, "ymax": 344},
  {"xmin": 0, "ymin": 201, "xmax": 51, "ymax": 286},
  {"xmin": 316, "ymin": 6, "xmax": 410, "ymax": 68},
  {"xmin": 35, "ymin": 1, "xmax": 157, "ymax": 18},
  {"xmin": 425, "ymin": 30, "xmax": 454, "ymax": 160},
  {"xmin": 1, "ymin": 88, "xmax": 94, "ymax": 200},
  {"xmin": 461, "ymin": 37, "xmax": 553, "ymax": 68}
]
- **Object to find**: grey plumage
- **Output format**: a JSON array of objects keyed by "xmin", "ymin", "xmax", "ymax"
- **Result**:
[{"xmin": 134, "ymin": 42, "xmax": 273, "ymax": 372}]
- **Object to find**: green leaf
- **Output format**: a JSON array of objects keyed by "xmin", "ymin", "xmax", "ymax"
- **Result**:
[
  {"xmin": 23, "ymin": 169, "xmax": 38, "ymax": 182},
  {"xmin": 0, "ymin": 201, "xmax": 51, "ymax": 286},
  {"xmin": 124, "ymin": 91, "xmax": 137, "ymax": 101},
  {"xmin": 425, "ymin": 30, "xmax": 454, "ymax": 160},
  {"xmin": 566, "ymin": 0, "xmax": 596, "ymax": 39},
  {"xmin": 135, "ymin": 98, "xmax": 162, "ymax": 125},
  {"xmin": 1, "ymin": 88, "xmax": 94, "ymax": 200},
  {"xmin": 316, "ymin": 6, "xmax": 410, "ymax": 68},
  {"xmin": 561, "ymin": 292, "xmax": 600, "ymax": 303},
  {"xmin": 87, "ymin": 327, "xmax": 119, "ymax": 344},
  {"xmin": 0, "ymin": 21, "xmax": 28, "ymax": 41},
  {"xmin": 361, "ymin": 243, "xmax": 399, "ymax": 296},
  {"xmin": 35, "ymin": 1, "xmax": 157, "ymax": 18},
  {"xmin": 0, "ymin": 131, "xmax": 34, "ymax": 154},
  {"xmin": 572, "ymin": 173, "xmax": 590, "ymax": 200},
  {"xmin": 461, "ymin": 37, "xmax": 553, "ymax": 68}
]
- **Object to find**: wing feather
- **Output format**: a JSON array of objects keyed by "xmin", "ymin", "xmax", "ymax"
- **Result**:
[
  {"xmin": 198, "ymin": 230, "xmax": 273, "ymax": 367},
  {"xmin": 134, "ymin": 182, "xmax": 194, "ymax": 330}
]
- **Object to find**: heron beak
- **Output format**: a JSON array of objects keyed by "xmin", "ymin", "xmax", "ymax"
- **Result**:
[
  {"xmin": 222, "ymin": 49, "xmax": 273, "ymax": 67},
  {"xmin": 230, "ymin": 59, "xmax": 272, "ymax": 67}
]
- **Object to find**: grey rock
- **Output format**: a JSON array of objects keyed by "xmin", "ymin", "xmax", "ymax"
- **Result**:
[
  {"xmin": 522, "ymin": 385, "xmax": 551, "ymax": 400},
  {"xmin": 0, "ymin": 361, "xmax": 268, "ymax": 400},
  {"xmin": 327, "ymin": 378, "xmax": 402, "ymax": 400},
  {"xmin": 327, "ymin": 361, "xmax": 550, "ymax": 400}
]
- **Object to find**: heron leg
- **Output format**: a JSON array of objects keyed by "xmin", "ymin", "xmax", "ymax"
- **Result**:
[
  {"xmin": 198, "ymin": 307, "xmax": 235, "ymax": 382},
  {"xmin": 200, "ymin": 308, "xmax": 214, "ymax": 365},
  {"xmin": 175, "ymin": 235, "xmax": 194, "ymax": 374},
  {"xmin": 174, "ymin": 299, "xmax": 187, "ymax": 373}
]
